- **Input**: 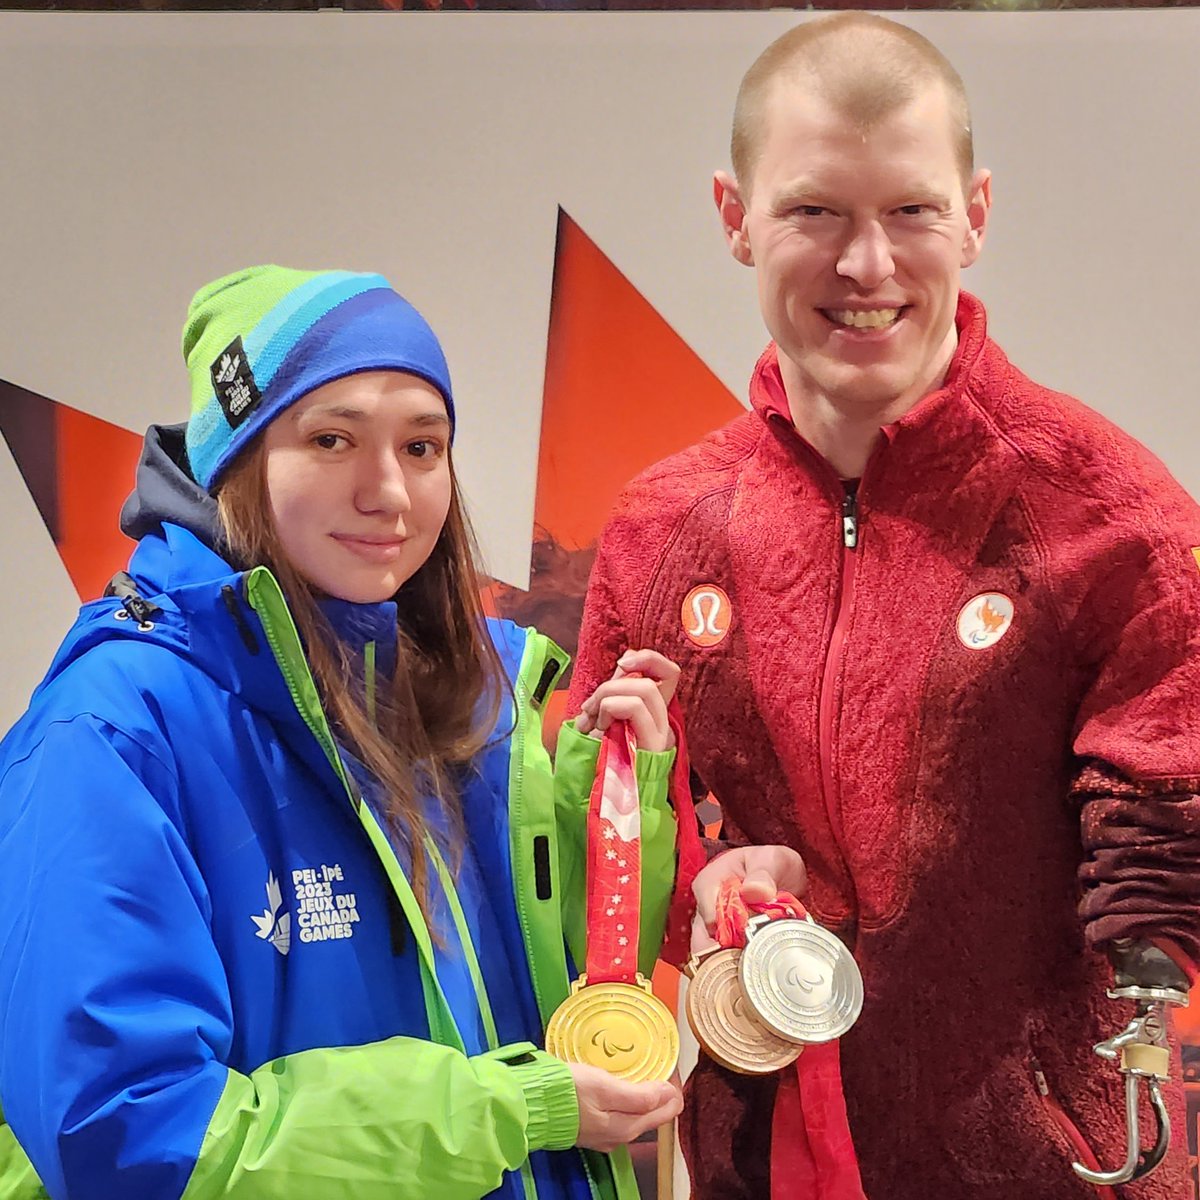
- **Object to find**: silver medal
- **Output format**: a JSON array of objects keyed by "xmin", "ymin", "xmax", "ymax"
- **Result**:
[{"xmin": 739, "ymin": 914, "xmax": 864, "ymax": 1044}]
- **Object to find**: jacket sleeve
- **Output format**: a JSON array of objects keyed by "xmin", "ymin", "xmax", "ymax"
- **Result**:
[
  {"xmin": 1066, "ymin": 516, "xmax": 1200, "ymax": 976},
  {"xmin": 552, "ymin": 721, "xmax": 676, "ymax": 980},
  {"xmin": 0, "ymin": 716, "xmax": 578, "ymax": 1200}
]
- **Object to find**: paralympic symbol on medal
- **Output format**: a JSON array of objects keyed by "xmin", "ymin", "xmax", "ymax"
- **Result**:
[{"xmin": 740, "ymin": 915, "xmax": 864, "ymax": 1045}]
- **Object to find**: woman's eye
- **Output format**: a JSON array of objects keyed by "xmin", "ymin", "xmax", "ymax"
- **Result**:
[
  {"xmin": 406, "ymin": 440, "xmax": 442, "ymax": 459},
  {"xmin": 313, "ymin": 433, "xmax": 347, "ymax": 450}
]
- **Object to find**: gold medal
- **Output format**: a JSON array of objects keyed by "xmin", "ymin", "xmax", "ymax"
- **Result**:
[
  {"xmin": 545, "ymin": 973, "xmax": 679, "ymax": 1083},
  {"xmin": 685, "ymin": 946, "xmax": 802, "ymax": 1075},
  {"xmin": 739, "ymin": 914, "xmax": 864, "ymax": 1044}
]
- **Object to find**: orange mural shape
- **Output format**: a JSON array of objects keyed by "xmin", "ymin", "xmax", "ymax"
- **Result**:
[{"xmin": 535, "ymin": 208, "xmax": 741, "ymax": 551}]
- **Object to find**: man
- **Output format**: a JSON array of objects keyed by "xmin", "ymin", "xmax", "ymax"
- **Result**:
[{"xmin": 569, "ymin": 14, "xmax": 1200, "ymax": 1200}]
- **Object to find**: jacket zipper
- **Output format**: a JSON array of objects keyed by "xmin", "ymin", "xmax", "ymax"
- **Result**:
[{"xmin": 816, "ymin": 487, "xmax": 861, "ymax": 904}]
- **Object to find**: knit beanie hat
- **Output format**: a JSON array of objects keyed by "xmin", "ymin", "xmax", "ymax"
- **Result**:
[{"xmin": 183, "ymin": 265, "xmax": 454, "ymax": 491}]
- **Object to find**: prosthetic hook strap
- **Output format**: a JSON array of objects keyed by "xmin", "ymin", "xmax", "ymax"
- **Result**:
[{"xmin": 715, "ymin": 877, "xmax": 867, "ymax": 1200}]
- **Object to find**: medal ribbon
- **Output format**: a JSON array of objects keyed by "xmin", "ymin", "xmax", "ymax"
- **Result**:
[
  {"xmin": 714, "ymin": 877, "xmax": 867, "ymax": 1200},
  {"xmin": 585, "ymin": 721, "xmax": 644, "ymax": 984},
  {"xmin": 661, "ymin": 699, "xmax": 707, "ymax": 965}
]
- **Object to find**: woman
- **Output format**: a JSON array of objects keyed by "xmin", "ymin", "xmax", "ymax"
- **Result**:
[{"xmin": 0, "ymin": 266, "xmax": 684, "ymax": 1200}]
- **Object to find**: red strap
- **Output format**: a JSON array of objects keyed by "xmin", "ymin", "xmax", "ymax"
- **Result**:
[
  {"xmin": 712, "ymin": 877, "xmax": 867, "ymax": 1200},
  {"xmin": 773, "ymin": 1045, "xmax": 866, "ymax": 1200},
  {"xmin": 659, "ymin": 699, "xmax": 710, "ymax": 966}
]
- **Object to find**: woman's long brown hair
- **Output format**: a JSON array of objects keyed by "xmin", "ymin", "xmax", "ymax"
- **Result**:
[{"xmin": 216, "ymin": 438, "xmax": 507, "ymax": 920}]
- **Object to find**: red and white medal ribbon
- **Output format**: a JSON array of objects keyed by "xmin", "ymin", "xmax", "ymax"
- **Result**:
[
  {"xmin": 586, "ymin": 721, "xmax": 643, "ymax": 983},
  {"xmin": 715, "ymin": 877, "xmax": 867, "ymax": 1200}
]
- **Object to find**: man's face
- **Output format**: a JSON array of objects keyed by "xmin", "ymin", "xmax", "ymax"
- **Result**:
[{"xmin": 717, "ymin": 81, "xmax": 990, "ymax": 416}]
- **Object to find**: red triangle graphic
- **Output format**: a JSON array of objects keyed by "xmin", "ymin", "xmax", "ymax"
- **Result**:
[
  {"xmin": 0, "ymin": 380, "xmax": 141, "ymax": 601},
  {"xmin": 488, "ymin": 209, "xmax": 741, "ymax": 672}
]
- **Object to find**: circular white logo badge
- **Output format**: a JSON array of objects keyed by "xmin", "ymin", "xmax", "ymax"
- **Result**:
[
  {"xmin": 682, "ymin": 584, "xmax": 732, "ymax": 648},
  {"xmin": 956, "ymin": 593, "xmax": 1015, "ymax": 651}
]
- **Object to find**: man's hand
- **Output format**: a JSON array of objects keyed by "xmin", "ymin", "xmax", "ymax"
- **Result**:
[
  {"xmin": 574, "ymin": 649, "xmax": 681, "ymax": 753},
  {"xmin": 690, "ymin": 844, "xmax": 808, "ymax": 952},
  {"xmin": 568, "ymin": 1062, "xmax": 683, "ymax": 1152}
]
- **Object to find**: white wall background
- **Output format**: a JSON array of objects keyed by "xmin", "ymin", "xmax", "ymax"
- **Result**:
[{"xmin": 1, "ymin": 10, "xmax": 1198, "ymax": 732}]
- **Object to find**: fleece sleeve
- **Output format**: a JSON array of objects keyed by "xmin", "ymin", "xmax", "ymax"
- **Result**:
[
  {"xmin": 0, "ymin": 717, "xmax": 576, "ymax": 1200},
  {"xmin": 1068, "ymin": 524, "xmax": 1200, "ymax": 974}
]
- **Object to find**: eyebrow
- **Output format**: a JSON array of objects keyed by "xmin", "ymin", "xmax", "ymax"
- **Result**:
[
  {"xmin": 770, "ymin": 180, "xmax": 953, "ymax": 211},
  {"xmin": 298, "ymin": 405, "xmax": 450, "ymax": 428}
]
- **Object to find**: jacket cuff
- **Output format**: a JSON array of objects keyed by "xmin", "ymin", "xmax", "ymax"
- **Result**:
[
  {"xmin": 558, "ymin": 717, "xmax": 678, "ymax": 780},
  {"xmin": 493, "ymin": 1046, "xmax": 580, "ymax": 1152}
]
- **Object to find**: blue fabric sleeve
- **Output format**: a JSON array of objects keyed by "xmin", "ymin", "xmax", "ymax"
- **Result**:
[{"xmin": 0, "ymin": 716, "xmax": 229, "ymax": 1200}]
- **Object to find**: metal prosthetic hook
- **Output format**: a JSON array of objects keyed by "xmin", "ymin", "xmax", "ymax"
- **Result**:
[{"xmin": 1071, "ymin": 989, "xmax": 1185, "ymax": 1188}]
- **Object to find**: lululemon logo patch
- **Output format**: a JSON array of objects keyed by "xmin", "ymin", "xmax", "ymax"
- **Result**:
[
  {"xmin": 956, "ymin": 593, "xmax": 1014, "ymax": 651},
  {"xmin": 682, "ymin": 584, "xmax": 731, "ymax": 648}
]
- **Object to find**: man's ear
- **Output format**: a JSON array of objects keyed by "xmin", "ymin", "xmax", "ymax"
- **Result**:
[
  {"xmin": 714, "ymin": 170, "xmax": 754, "ymax": 268},
  {"xmin": 961, "ymin": 168, "xmax": 992, "ymax": 268}
]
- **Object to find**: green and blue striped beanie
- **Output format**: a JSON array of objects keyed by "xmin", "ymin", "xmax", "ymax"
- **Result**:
[{"xmin": 183, "ymin": 265, "xmax": 454, "ymax": 491}]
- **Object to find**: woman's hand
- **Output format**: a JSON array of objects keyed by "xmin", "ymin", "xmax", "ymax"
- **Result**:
[
  {"xmin": 574, "ymin": 649, "xmax": 681, "ymax": 753},
  {"xmin": 568, "ymin": 1062, "xmax": 683, "ymax": 1152}
]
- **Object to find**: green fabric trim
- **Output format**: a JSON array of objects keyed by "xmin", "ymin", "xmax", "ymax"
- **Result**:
[
  {"xmin": 181, "ymin": 1038, "xmax": 540, "ymax": 1200},
  {"xmin": 427, "ymin": 838, "xmax": 500, "ymax": 1051},
  {"xmin": 364, "ymin": 639, "xmax": 377, "ymax": 728},
  {"xmin": 554, "ymin": 720, "xmax": 678, "ymax": 981},
  {"xmin": 0, "ymin": 1110, "xmax": 46, "ymax": 1200},
  {"xmin": 244, "ymin": 568, "xmax": 463, "ymax": 1053},
  {"xmin": 497, "ymin": 1051, "xmax": 579, "ymax": 1153},
  {"xmin": 508, "ymin": 631, "xmax": 572, "ymax": 1025}
]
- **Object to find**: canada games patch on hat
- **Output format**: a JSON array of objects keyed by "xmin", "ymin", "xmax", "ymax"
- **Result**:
[{"xmin": 183, "ymin": 265, "xmax": 454, "ymax": 490}]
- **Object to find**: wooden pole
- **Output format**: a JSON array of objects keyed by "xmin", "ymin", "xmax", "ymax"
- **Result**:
[{"xmin": 657, "ymin": 1119, "xmax": 676, "ymax": 1200}]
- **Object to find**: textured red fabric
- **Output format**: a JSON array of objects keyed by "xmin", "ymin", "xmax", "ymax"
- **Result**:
[{"xmin": 569, "ymin": 293, "xmax": 1200, "ymax": 1200}]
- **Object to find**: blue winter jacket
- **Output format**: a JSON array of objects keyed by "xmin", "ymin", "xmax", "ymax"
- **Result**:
[{"xmin": 0, "ymin": 433, "xmax": 678, "ymax": 1200}]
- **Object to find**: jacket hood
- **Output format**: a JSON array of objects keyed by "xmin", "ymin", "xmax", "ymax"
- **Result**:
[{"xmin": 120, "ymin": 422, "xmax": 222, "ymax": 549}]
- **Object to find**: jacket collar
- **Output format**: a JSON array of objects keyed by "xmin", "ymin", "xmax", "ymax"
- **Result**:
[{"xmin": 748, "ymin": 290, "xmax": 992, "ymax": 446}]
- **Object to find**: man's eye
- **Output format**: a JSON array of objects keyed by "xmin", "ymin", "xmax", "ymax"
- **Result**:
[
  {"xmin": 795, "ymin": 206, "xmax": 829, "ymax": 218},
  {"xmin": 896, "ymin": 205, "xmax": 930, "ymax": 216}
]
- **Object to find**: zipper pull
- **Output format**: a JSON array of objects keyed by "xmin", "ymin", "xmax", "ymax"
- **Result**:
[{"xmin": 842, "ymin": 491, "xmax": 859, "ymax": 549}]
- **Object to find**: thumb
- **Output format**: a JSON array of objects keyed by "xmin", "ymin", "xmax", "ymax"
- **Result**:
[
  {"xmin": 608, "ymin": 1076, "xmax": 678, "ymax": 1114},
  {"xmin": 740, "ymin": 867, "xmax": 778, "ymax": 903}
]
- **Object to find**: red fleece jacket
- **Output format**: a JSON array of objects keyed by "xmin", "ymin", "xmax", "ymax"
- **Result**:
[{"xmin": 570, "ymin": 293, "xmax": 1200, "ymax": 1200}]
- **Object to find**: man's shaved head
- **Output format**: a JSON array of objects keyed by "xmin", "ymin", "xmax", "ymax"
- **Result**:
[{"xmin": 732, "ymin": 13, "xmax": 974, "ymax": 196}]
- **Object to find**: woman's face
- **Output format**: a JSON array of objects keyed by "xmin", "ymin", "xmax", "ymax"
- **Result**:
[{"xmin": 262, "ymin": 371, "xmax": 453, "ymax": 604}]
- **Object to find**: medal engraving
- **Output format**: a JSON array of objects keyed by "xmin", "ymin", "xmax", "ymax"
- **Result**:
[
  {"xmin": 545, "ymin": 974, "xmax": 679, "ymax": 1083},
  {"xmin": 740, "ymin": 916, "xmax": 864, "ymax": 1044},
  {"xmin": 685, "ymin": 946, "xmax": 802, "ymax": 1075}
]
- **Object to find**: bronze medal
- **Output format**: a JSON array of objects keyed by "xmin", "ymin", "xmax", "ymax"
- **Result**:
[
  {"xmin": 739, "ymin": 914, "xmax": 864, "ymax": 1044},
  {"xmin": 545, "ymin": 972, "xmax": 679, "ymax": 1083},
  {"xmin": 685, "ymin": 946, "xmax": 802, "ymax": 1075}
]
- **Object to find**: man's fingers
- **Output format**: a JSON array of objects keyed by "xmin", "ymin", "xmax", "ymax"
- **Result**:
[
  {"xmin": 691, "ymin": 909, "xmax": 718, "ymax": 953},
  {"xmin": 740, "ymin": 867, "xmax": 778, "ymax": 902}
]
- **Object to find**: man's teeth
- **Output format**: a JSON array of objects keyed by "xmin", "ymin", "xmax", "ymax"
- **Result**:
[{"xmin": 827, "ymin": 308, "xmax": 900, "ymax": 329}]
